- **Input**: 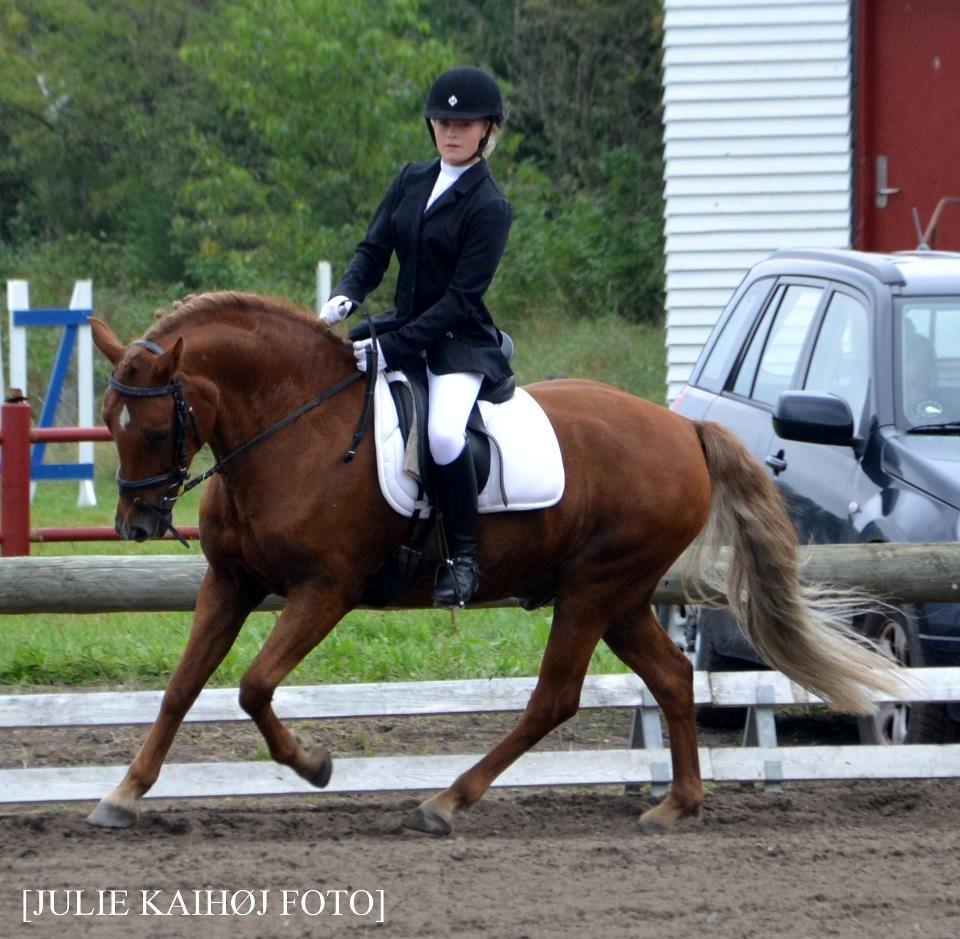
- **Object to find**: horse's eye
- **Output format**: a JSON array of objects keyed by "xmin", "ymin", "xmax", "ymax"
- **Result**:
[{"xmin": 145, "ymin": 430, "xmax": 170, "ymax": 447}]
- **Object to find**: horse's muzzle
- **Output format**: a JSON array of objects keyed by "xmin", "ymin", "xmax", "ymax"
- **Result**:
[{"xmin": 115, "ymin": 503, "xmax": 169, "ymax": 542}]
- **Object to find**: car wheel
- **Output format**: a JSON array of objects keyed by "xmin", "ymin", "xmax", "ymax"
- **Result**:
[
  {"xmin": 856, "ymin": 606, "xmax": 960, "ymax": 745},
  {"xmin": 693, "ymin": 613, "xmax": 753, "ymax": 729}
]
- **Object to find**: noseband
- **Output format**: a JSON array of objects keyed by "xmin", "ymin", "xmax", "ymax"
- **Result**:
[{"xmin": 108, "ymin": 327, "xmax": 378, "ymax": 546}]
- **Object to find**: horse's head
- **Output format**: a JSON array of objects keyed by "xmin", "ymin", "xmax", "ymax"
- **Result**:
[{"xmin": 90, "ymin": 317, "xmax": 218, "ymax": 542}]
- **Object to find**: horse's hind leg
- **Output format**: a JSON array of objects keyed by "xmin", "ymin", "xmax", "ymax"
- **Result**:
[
  {"xmin": 87, "ymin": 570, "xmax": 264, "ymax": 828},
  {"xmin": 404, "ymin": 589, "xmax": 609, "ymax": 836},
  {"xmin": 604, "ymin": 605, "xmax": 704, "ymax": 831},
  {"xmin": 236, "ymin": 584, "xmax": 350, "ymax": 787}
]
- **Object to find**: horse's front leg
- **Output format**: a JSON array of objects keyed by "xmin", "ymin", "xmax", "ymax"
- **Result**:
[
  {"xmin": 237, "ymin": 582, "xmax": 350, "ymax": 787},
  {"xmin": 86, "ymin": 569, "xmax": 265, "ymax": 828}
]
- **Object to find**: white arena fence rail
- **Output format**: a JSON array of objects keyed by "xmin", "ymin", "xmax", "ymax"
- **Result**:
[
  {"xmin": 4, "ymin": 543, "xmax": 960, "ymax": 805},
  {"xmin": 2, "ymin": 668, "xmax": 960, "ymax": 805}
]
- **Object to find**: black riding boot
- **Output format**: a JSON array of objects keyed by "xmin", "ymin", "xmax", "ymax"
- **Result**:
[{"xmin": 432, "ymin": 445, "xmax": 480, "ymax": 608}]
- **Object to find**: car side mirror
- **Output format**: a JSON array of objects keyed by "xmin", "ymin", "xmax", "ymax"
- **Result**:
[{"xmin": 772, "ymin": 391, "xmax": 856, "ymax": 446}]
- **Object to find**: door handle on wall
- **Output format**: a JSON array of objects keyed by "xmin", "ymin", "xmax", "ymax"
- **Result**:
[{"xmin": 876, "ymin": 155, "xmax": 900, "ymax": 208}]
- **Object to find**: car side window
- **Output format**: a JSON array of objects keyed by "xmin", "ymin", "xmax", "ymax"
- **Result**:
[
  {"xmin": 697, "ymin": 279, "xmax": 774, "ymax": 392},
  {"xmin": 749, "ymin": 285, "xmax": 824, "ymax": 406},
  {"xmin": 732, "ymin": 286, "xmax": 783, "ymax": 398},
  {"xmin": 804, "ymin": 292, "xmax": 870, "ymax": 431}
]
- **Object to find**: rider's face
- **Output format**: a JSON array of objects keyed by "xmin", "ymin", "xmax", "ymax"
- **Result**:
[{"xmin": 431, "ymin": 119, "xmax": 491, "ymax": 165}]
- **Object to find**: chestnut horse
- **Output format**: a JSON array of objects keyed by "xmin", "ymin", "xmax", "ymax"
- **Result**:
[{"xmin": 87, "ymin": 292, "xmax": 901, "ymax": 835}]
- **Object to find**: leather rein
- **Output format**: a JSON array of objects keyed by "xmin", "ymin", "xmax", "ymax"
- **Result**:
[{"xmin": 107, "ymin": 320, "xmax": 379, "ymax": 546}]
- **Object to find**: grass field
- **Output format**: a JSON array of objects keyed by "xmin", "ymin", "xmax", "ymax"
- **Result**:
[
  {"xmin": 7, "ymin": 464, "xmax": 633, "ymax": 689},
  {"xmin": 4, "ymin": 308, "xmax": 665, "ymax": 689}
]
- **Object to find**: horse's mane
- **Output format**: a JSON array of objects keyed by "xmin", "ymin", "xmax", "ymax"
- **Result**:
[{"xmin": 146, "ymin": 291, "xmax": 347, "ymax": 349}]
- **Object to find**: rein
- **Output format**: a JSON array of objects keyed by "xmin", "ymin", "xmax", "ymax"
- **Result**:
[{"xmin": 108, "ymin": 319, "xmax": 379, "ymax": 546}]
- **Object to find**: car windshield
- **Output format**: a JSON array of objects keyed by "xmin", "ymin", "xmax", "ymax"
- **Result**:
[{"xmin": 897, "ymin": 299, "xmax": 960, "ymax": 429}]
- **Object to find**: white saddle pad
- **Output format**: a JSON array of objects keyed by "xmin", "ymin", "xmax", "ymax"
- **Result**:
[{"xmin": 373, "ymin": 372, "xmax": 565, "ymax": 517}]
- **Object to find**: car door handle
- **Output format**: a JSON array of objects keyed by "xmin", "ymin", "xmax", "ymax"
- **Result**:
[{"xmin": 765, "ymin": 451, "xmax": 787, "ymax": 475}]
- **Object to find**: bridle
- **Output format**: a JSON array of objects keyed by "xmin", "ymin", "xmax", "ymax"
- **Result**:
[{"xmin": 108, "ymin": 325, "xmax": 378, "ymax": 547}]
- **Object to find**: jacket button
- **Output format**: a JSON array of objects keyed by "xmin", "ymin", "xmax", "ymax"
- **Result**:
[{"xmin": 446, "ymin": 331, "xmax": 453, "ymax": 338}]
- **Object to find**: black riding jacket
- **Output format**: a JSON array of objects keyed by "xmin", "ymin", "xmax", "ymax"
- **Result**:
[{"xmin": 333, "ymin": 157, "xmax": 513, "ymax": 385}]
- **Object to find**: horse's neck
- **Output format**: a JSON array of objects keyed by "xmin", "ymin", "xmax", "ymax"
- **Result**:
[{"xmin": 184, "ymin": 321, "xmax": 354, "ymax": 460}]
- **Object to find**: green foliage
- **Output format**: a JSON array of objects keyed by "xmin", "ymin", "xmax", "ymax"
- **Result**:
[
  {"xmin": 493, "ymin": 148, "xmax": 664, "ymax": 322},
  {"xmin": 0, "ymin": 0, "xmax": 218, "ymax": 280},
  {"xmin": 172, "ymin": 0, "xmax": 452, "ymax": 296},
  {"xmin": 424, "ymin": 0, "xmax": 664, "ymax": 186},
  {"xmin": 0, "ymin": 0, "xmax": 666, "ymax": 322}
]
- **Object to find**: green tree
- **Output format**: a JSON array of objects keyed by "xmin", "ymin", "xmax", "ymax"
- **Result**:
[
  {"xmin": 174, "ymin": 0, "xmax": 453, "ymax": 296},
  {"xmin": 0, "ymin": 0, "xmax": 219, "ymax": 279},
  {"xmin": 422, "ymin": 0, "xmax": 666, "ymax": 322}
]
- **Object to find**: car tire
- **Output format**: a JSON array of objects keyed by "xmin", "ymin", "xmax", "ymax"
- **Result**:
[
  {"xmin": 856, "ymin": 605, "xmax": 960, "ymax": 745},
  {"xmin": 693, "ymin": 613, "xmax": 753, "ymax": 729}
]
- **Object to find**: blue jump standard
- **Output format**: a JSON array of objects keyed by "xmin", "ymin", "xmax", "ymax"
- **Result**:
[{"xmin": 11, "ymin": 307, "xmax": 95, "ymax": 476}]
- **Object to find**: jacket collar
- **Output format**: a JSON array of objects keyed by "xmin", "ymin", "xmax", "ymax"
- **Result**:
[{"xmin": 422, "ymin": 158, "xmax": 490, "ymax": 218}]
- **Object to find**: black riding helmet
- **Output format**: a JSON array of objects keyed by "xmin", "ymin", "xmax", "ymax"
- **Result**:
[{"xmin": 424, "ymin": 66, "xmax": 504, "ymax": 156}]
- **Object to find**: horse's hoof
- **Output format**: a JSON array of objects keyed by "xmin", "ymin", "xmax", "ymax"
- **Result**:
[
  {"xmin": 87, "ymin": 799, "xmax": 138, "ymax": 829},
  {"xmin": 305, "ymin": 748, "xmax": 333, "ymax": 789},
  {"xmin": 638, "ymin": 814, "xmax": 671, "ymax": 835},
  {"xmin": 639, "ymin": 800, "xmax": 702, "ymax": 834},
  {"xmin": 402, "ymin": 806, "xmax": 453, "ymax": 836}
]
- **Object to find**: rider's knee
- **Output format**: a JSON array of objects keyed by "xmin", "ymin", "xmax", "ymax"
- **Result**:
[{"xmin": 428, "ymin": 428, "xmax": 466, "ymax": 466}]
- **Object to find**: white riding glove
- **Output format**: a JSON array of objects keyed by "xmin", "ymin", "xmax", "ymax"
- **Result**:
[
  {"xmin": 319, "ymin": 295, "xmax": 355, "ymax": 326},
  {"xmin": 353, "ymin": 338, "xmax": 387, "ymax": 373}
]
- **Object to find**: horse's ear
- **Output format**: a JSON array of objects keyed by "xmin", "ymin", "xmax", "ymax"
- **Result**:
[
  {"xmin": 89, "ymin": 317, "xmax": 126, "ymax": 367},
  {"xmin": 153, "ymin": 336, "xmax": 184, "ymax": 381}
]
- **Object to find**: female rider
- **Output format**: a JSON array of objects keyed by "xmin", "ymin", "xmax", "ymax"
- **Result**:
[{"xmin": 319, "ymin": 66, "xmax": 513, "ymax": 608}]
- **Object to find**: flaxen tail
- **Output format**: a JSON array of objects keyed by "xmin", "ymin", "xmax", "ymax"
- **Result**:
[{"xmin": 689, "ymin": 420, "xmax": 905, "ymax": 715}]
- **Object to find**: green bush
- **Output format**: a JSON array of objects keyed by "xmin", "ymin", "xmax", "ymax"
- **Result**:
[{"xmin": 493, "ymin": 148, "xmax": 664, "ymax": 324}]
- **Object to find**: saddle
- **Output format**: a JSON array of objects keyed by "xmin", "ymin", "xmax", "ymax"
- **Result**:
[
  {"xmin": 348, "ymin": 315, "xmax": 562, "ymax": 606},
  {"xmin": 388, "ymin": 366, "xmax": 515, "ymax": 503},
  {"xmin": 350, "ymin": 311, "xmax": 515, "ymax": 497}
]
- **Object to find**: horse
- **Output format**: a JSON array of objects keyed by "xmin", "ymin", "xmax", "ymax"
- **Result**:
[{"xmin": 86, "ymin": 291, "xmax": 903, "ymax": 835}]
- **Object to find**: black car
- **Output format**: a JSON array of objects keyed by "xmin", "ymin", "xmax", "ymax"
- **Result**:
[{"xmin": 667, "ymin": 248, "xmax": 960, "ymax": 745}]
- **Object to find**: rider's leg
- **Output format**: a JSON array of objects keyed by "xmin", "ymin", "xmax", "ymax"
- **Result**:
[{"xmin": 427, "ymin": 367, "xmax": 484, "ymax": 607}]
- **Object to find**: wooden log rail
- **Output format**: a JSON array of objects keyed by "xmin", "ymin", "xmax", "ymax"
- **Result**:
[{"xmin": 2, "ymin": 542, "xmax": 960, "ymax": 613}]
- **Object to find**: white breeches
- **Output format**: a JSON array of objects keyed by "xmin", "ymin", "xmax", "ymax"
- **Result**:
[{"xmin": 427, "ymin": 367, "xmax": 484, "ymax": 465}]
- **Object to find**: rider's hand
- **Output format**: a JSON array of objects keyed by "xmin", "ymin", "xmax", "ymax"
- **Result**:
[
  {"xmin": 353, "ymin": 338, "xmax": 387, "ymax": 373},
  {"xmin": 319, "ymin": 295, "xmax": 355, "ymax": 326}
]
